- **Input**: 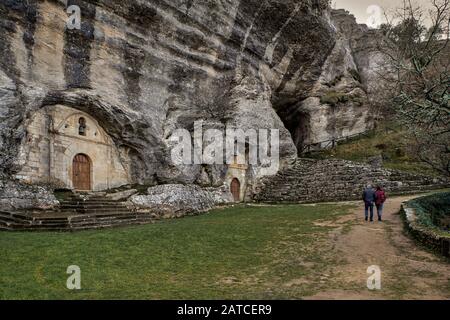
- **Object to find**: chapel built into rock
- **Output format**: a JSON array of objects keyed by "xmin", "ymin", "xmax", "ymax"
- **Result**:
[{"xmin": 15, "ymin": 105, "xmax": 130, "ymax": 191}]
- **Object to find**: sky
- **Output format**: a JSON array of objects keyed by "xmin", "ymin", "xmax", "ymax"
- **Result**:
[{"xmin": 332, "ymin": 0, "xmax": 434, "ymax": 27}]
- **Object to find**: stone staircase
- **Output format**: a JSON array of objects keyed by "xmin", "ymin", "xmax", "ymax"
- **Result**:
[
  {"xmin": 253, "ymin": 158, "xmax": 449, "ymax": 203},
  {"xmin": 0, "ymin": 192, "xmax": 156, "ymax": 231}
]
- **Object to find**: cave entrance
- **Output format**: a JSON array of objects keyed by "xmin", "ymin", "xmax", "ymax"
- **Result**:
[{"xmin": 275, "ymin": 104, "xmax": 311, "ymax": 154}]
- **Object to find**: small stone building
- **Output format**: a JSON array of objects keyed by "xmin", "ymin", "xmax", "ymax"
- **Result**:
[
  {"xmin": 225, "ymin": 143, "xmax": 253, "ymax": 202},
  {"xmin": 15, "ymin": 105, "xmax": 130, "ymax": 191},
  {"xmin": 225, "ymin": 160, "xmax": 248, "ymax": 202}
]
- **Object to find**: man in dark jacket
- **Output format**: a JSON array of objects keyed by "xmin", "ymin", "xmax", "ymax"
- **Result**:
[{"xmin": 362, "ymin": 184, "xmax": 376, "ymax": 222}]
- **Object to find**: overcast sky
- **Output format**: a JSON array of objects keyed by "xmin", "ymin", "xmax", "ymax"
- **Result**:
[{"xmin": 332, "ymin": 0, "xmax": 433, "ymax": 26}]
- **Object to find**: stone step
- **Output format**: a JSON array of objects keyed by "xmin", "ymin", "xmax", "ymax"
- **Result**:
[
  {"xmin": 1, "ymin": 211, "xmax": 35, "ymax": 221},
  {"xmin": 0, "ymin": 190, "xmax": 156, "ymax": 231},
  {"xmin": 60, "ymin": 204, "xmax": 129, "ymax": 210},
  {"xmin": 61, "ymin": 200, "xmax": 125, "ymax": 205},
  {"xmin": 62, "ymin": 202, "xmax": 123, "ymax": 206},
  {"xmin": 69, "ymin": 221, "xmax": 155, "ymax": 231},
  {"xmin": 1, "ymin": 215, "xmax": 156, "ymax": 231},
  {"xmin": 58, "ymin": 209, "xmax": 133, "ymax": 215},
  {"xmin": 70, "ymin": 219, "xmax": 154, "ymax": 228},
  {"xmin": 31, "ymin": 221, "xmax": 70, "ymax": 227},
  {"xmin": 0, "ymin": 212, "xmax": 33, "ymax": 224},
  {"xmin": 65, "ymin": 196, "xmax": 122, "ymax": 201},
  {"xmin": 59, "ymin": 208, "xmax": 130, "ymax": 214},
  {"xmin": 0, "ymin": 214, "xmax": 22, "ymax": 224},
  {"xmin": 33, "ymin": 212, "xmax": 151, "ymax": 222},
  {"xmin": 70, "ymin": 216, "xmax": 137, "ymax": 223}
]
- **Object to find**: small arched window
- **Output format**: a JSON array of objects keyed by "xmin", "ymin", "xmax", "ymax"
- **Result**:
[{"xmin": 78, "ymin": 117, "xmax": 86, "ymax": 136}]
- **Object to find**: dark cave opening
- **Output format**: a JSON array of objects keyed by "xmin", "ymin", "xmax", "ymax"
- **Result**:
[{"xmin": 275, "ymin": 104, "xmax": 311, "ymax": 155}]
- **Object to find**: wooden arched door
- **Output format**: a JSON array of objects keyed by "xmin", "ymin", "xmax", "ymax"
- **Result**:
[
  {"xmin": 230, "ymin": 178, "xmax": 241, "ymax": 202},
  {"xmin": 72, "ymin": 154, "xmax": 91, "ymax": 190}
]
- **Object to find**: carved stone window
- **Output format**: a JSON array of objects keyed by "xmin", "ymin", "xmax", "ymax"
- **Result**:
[{"xmin": 78, "ymin": 117, "xmax": 86, "ymax": 136}]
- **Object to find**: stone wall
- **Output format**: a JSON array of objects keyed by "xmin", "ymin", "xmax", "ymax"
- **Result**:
[
  {"xmin": 401, "ymin": 193, "xmax": 450, "ymax": 257},
  {"xmin": 252, "ymin": 158, "xmax": 449, "ymax": 203}
]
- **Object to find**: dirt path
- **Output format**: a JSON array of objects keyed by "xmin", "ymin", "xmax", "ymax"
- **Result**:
[{"xmin": 306, "ymin": 195, "xmax": 450, "ymax": 300}]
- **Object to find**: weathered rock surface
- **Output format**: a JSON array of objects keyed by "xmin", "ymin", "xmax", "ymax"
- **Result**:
[
  {"xmin": 0, "ymin": 1, "xmax": 383, "ymax": 187},
  {"xmin": 1, "ymin": 1, "xmax": 444, "ymax": 213},
  {"xmin": 105, "ymin": 188, "xmax": 138, "ymax": 201},
  {"xmin": 0, "ymin": 179, "xmax": 59, "ymax": 211},
  {"xmin": 0, "ymin": 0, "xmax": 342, "ymax": 187},
  {"xmin": 281, "ymin": 9, "xmax": 384, "ymax": 152},
  {"xmin": 128, "ymin": 184, "xmax": 231, "ymax": 217}
]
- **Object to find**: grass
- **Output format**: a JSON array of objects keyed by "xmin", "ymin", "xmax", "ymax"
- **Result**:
[
  {"xmin": 306, "ymin": 123, "xmax": 439, "ymax": 176},
  {"xmin": 0, "ymin": 203, "xmax": 352, "ymax": 300}
]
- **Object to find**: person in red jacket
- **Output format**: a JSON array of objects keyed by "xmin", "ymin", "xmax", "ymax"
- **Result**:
[{"xmin": 374, "ymin": 186, "xmax": 387, "ymax": 221}]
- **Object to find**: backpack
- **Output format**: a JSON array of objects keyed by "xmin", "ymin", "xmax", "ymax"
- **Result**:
[{"xmin": 377, "ymin": 191, "xmax": 386, "ymax": 203}]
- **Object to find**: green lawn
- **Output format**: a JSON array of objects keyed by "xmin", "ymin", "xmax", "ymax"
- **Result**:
[{"xmin": 0, "ymin": 204, "xmax": 352, "ymax": 299}]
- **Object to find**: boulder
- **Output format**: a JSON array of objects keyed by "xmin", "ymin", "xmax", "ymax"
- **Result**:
[
  {"xmin": 129, "ymin": 184, "xmax": 232, "ymax": 218},
  {"xmin": 0, "ymin": 180, "xmax": 59, "ymax": 211},
  {"xmin": 105, "ymin": 189, "xmax": 138, "ymax": 201}
]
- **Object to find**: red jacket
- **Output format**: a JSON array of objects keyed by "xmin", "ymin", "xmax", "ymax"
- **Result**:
[{"xmin": 375, "ymin": 190, "xmax": 386, "ymax": 206}]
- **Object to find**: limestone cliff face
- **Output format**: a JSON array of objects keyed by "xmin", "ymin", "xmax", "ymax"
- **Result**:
[
  {"xmin": 283, "ymin": 9, "xmax": 383, "ymax": 151},
  {"xmin": 0, "ymin": 0, "xmax": 337, "ymax": 186},
  {"xmin": 1, "ymin": 1, "xmax": 375, "ymax": 188}
]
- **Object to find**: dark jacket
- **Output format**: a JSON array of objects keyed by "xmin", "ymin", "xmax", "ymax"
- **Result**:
[{"xmin": 362, "ymin": 188, "xmax": 376, "ymax": 203}]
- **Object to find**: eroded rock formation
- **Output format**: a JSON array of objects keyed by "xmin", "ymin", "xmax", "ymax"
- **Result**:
[
  {"xmin": 281, "ymin": 9, "xmax": 384, "ymax": 151},
  {"xmin": 1, "ymin": 0, "xmax": 365, "ymax": 187},
  {"xmin": 3, "ymin": 0, "xmax": 439, "ymax": 214},
  {"xmin": 0, "ymin": 180, "xmax": 58, "ymax": 211},
  {"xmin": 129, "ymin": 184, "xmax": 231, "ymax": 217}
]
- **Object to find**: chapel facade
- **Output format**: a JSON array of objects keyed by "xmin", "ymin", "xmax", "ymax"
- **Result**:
[{"xmin": 15, "ymin": 105, "xmax": 131, "ymax": 191}]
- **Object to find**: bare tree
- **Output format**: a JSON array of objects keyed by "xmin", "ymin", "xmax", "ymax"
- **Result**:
[{"xmin": 376, "ymin": 0, "xmax": 450, "ymax": 176}]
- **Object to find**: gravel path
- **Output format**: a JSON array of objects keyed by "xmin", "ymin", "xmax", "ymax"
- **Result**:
[{"xmin": 306, "ymin": 194, "xmax": 450, "ymax": 300}]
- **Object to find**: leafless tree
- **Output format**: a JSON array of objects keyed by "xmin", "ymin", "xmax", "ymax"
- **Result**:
[{"xmin": 376, "ymin": 0, "xmax": 450, "ymax": 176}]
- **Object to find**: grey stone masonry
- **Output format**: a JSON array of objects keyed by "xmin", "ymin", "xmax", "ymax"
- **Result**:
[{"xmin": 252, "ymin": 159, "xmax": 449, "ymax": 203}]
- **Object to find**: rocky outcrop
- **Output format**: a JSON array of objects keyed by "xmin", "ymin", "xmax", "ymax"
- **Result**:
[
  {"xmin": 282, "ymin": 9, "xmax": 384, "ymax": 152},
  {"xmin": 3, "ymin": 0, "xmax": 440, "ymax": 209},
  {"xmin": 0, "ymin": 179, "xmax": 59, "ymax": 211},
  {"xmin": 0, "ymin": 0, "xmax": 340, "ymax": 187},
  {"xmin": 128, "ymin": 184, "xmax": 231, "ymax": 217},
  {"xmin": 253, "ymin": 158, "xmax": 449, "ymax": 203},
  {"xmin": 105, "ymin": 189, "xmax": 138, "ymax": 201}
]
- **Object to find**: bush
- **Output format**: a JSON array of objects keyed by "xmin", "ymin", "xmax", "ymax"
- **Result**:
[
  {"xmin": 348, "ymin": 68, "xmax": 362, "ymax": 83},
  {"xmin": 320, "ymin": 91, "xmax": 349, "ymax": 106},
  {"xmin": 407, "ymin": 192, "xmax": 450, "ymax": 231}
]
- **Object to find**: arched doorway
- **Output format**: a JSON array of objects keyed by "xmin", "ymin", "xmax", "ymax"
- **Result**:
[
  {"xmin": 230, "ymin": 178, "xmax": 241, "ymax": 202},
  {"xmin": 72, "ymin": 153, "xmax": 91, "ymax": 190}
]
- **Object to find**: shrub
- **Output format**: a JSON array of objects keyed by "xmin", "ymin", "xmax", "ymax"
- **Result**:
[
  {"xmin": 348, "ymin": 68, "xmax": 362, "ymax": 83},
  {"xmin": 320, "ymin": 91, "xmax": 349, "ymax": 106},
  {"xmin": 408, "ymin": 192, "xmax": 450, "ymax": 231}
]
